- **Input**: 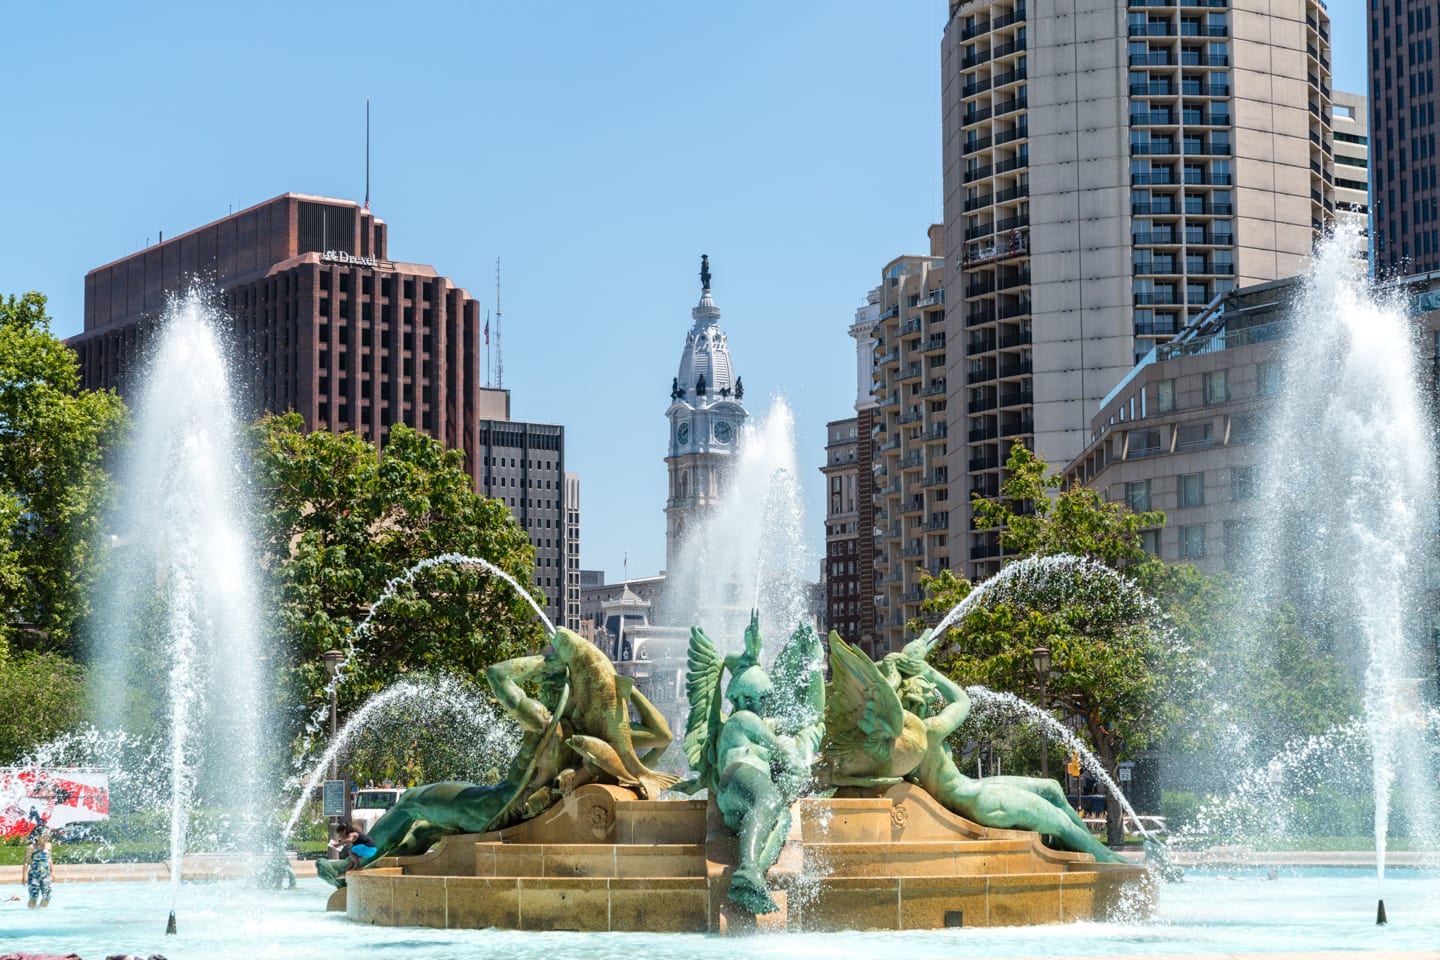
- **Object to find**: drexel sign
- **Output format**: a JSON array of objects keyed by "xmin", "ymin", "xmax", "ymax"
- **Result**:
[{"xmin": 321, "ymin": 249, "xmax": 392, "ymax": 270}]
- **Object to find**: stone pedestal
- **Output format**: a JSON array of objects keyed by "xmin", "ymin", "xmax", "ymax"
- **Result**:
[{"xmin": 344, "ymin": 782, "xmax": 1153, "ymax": 932}]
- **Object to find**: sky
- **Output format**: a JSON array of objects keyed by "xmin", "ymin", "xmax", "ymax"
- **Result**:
[{"xmin": 0, "ymin": 1, "xmax": 1367, "ymax": 584}]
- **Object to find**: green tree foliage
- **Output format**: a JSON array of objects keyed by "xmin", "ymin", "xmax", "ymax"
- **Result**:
[
  {"xmin": 970, "ymin": 442, "xmax": 1165, "ymax": 564},
  {"xmin": 0, "ymin": 293, "xmax": 128, "ymax": 653},
  {"xmin": 917, "ymin": 561, "xmax": 1183, "ymax": 842},
  {"xmin": 0, "ymin": 651, "xmax": 87, "ymax": 763},
  {"xmin": 250, "ymin": 413, "xmax": 547, "ymax": 729},
  {"xmin": 918, "ymin": 443, "xmax": 1182, "ymax": 841},
  {"xmin": 920, "ymin": 442, "xmax": 1356, "ymax": 839}
]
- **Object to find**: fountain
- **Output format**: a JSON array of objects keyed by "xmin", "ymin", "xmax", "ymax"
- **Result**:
[
  {"xmin": 88, "ymin": 288, "xmax": 271, "ymax": 931},
  {"xmin": 14, "ymin": 233, "xmax": 1440, "ymax": 956},
  {"xmin": 1238, "ymin": 226, "xmax": 1440, "ymax": 915}
]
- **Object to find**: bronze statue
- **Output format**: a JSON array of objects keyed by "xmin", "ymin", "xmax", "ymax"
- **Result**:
[
  {"xmin": 317, "ymin": 630, "xmax": 675, "ymax": 888},
  {"xmin": 700, "ymin": 254, "xmax": 712, "ymax": 291},
  {"xmin": 696, "ymin": 374, "xmax": 707, "ymax": 397},
  {"xmin": 679, "ymin": 614, "xmax": 824, "ymax": 914},
  {"xmin": 825, "ymin": 633, "xmax": 1126, "ymax": 864}
]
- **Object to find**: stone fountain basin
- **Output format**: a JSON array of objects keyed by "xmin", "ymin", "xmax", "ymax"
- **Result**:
[{"xmin": 338, "ymin": 783, "xmax": 1152, "ymax": 932}]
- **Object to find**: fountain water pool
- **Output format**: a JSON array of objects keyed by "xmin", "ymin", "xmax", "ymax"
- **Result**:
[{"xmin": 5, "ymin": 870, "xmax": 1439, "ymax": 959}]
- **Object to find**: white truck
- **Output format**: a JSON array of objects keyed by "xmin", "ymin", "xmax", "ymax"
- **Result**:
[{"xmin": 349, "ymin": 787, "xmax": 405, "ymax": 834}]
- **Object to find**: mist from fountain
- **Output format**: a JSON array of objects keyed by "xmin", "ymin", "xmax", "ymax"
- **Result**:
[
  {"xmin": 282, "ymin": 675, "xmax": 518, "ymax": 841},
  {"xmin": 294, "ymin": 553, "xmax": 553, "ymax": 770},
  {"xmin": 661, "ymin": 397, "xmax": 814, "ymax": 649},
  {"xmin": 967, "ymin": 688, "xmax": 1155, "ymax": 839},
  {"xmin": 1246, "ymin": 225, "xmax": 1440, "ymax": 887},
  {"xmin": 89, "ymin": 289, "xmax": 269, "ymax": 915}
]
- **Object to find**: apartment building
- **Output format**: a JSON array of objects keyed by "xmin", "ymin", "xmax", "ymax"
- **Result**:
[
  {"xmin": 941, "ymin": 0, "xmax": 1335, "ymax": 581},
  {"xmin": 865, "ymin": 226, "xmax": 951, "ymax": 652}
]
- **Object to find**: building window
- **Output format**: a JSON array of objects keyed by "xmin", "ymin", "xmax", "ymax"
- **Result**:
[
  {"xmin": 1203, "ymin": 369, "xmax": 1228, "ymax": 404},
  {"xmin": 1232, "ymin": 465, "xmax": 1257, "ymax": 500},
  {"xmin": 1176, "ymin": 421, "xmax": 1214, "ymax": 448},
  {"xmin": 1128, "ymin": 429, "xmax": 1164, "ymax": 458},
  {"xmin": 1257, "ymin": 360, "xmax": 1280, "ymax": 396},
  {"xmin": 1141, "ymin": 528, "xmax": 1161, "ymax": 556},
  {"xmin": 1178, "ymin": 472, "xmax": 1204, "ymax": 507},
  {"xmin": 1180, "ymin": 524, "xmax": 1206, "ymax": 559},
  {"xmin": 1157, "ymin": 378, "xmax": 1177, "ymax": 412},
  {"xmin": 1126, "ymin": 480, "xmax": 1152, "ymax": 513}
]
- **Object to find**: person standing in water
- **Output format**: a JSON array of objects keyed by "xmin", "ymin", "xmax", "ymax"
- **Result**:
[{"xmin": 22, "ymin": 828, "xmax": 52, "ymax": 908}]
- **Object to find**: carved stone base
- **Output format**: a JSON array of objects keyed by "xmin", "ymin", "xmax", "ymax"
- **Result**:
[{"xmin": 344, "ymin": 782, "xmax": 1153, "ymax": 932}]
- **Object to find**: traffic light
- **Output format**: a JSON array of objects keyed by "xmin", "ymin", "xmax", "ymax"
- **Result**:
[{"xmin": 1066, "ymin": 751, "xmax": 1082, "ymax": 779}]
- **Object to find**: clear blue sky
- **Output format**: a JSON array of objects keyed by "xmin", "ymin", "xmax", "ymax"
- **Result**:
[{"xmin": 0, "ymin": 1, "xmax": 1366, "ymax": 584}]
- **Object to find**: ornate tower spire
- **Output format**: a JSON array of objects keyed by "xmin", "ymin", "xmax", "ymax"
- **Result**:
[{"xmin": 666, "ymin": 254, "xmax": 747, "ymax": 572}]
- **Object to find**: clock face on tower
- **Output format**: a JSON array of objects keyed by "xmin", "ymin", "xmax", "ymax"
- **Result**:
[
  {"xmin": 714, "ymin": 421, "xmax": 733, "ymax": 443},
  {"xmin": 677, "ymin": 422, "xmax": 690, "ymax": 445}
]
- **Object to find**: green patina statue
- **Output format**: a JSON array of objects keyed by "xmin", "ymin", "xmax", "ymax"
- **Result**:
[
  {"xmin": 317, "ymin": 628, "xmax": 675, "ymax": 888},
  {"xmin": 826, "ymin": 633, "xmax": 1127, "ymax": 864},
  {"xmin": 679, "ymin": 613, "xmax": 825, "ymax": 915}
]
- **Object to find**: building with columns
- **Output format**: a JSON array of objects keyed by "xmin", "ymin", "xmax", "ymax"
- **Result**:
[{"xmin": 664, "ymin": 256, "xmax": 748, "ymax": 570}]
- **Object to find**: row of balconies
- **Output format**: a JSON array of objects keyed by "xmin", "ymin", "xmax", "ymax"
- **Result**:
[
  {"xmin": 960, "ymin": 4, "xmax": 1027, "ymax": 42},
  {"xmin": 963, "ymin": 183, "xmax": 1029, "ymax": 213},
  {"xmin": 965, "ymin": 153, "xmax": 1029, "ymax": 184},
  {"xmin": 962, "ymin": 65, "xmax": 1027, "ymax": 99},
  {"xmin": 1129, "ymin": 108, "xmax": 1232, "ymax": 126},
  {"xmin": 1131, "ymin": 171, "xmax": 1232, "ymax": 186},
  {"xmin": 967, "ymin": 384, "xmax": 1033, "ymax": 414},
  {"xmin": 1131, "ymin": 200, "xmax": 1233, "ymax": 216},
  {"xmin": 1129, "ymin": 80, "xmax": 1229, "ymax": 97},
  {"xmin": 1129, "ymin": 52, "xmax": 1229, "ymax": 68},
  {"xmin": 961, "ymin": 36, "xmax": 1027, "ymax": 70},
  {"xmin": 1133, "ymin": 258, "xmax": 1235, "ymax": 276},
  {"xmin": 1133, "ymin": 228, "xmax": 1234, "ymax": 245}
]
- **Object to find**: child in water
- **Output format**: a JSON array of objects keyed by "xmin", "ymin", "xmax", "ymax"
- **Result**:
[{"xmin": 22, "ymin": 828, "xmax": 52, "ymax": 908}]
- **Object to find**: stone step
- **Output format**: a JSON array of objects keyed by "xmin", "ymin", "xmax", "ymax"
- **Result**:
[
  {"xmin": 474, "ymin": 841, "xmax": 708, "ymax": 879},
  {"xmin": 800, "ymin": 839, "xmax": 1071, "ymax": 877}
]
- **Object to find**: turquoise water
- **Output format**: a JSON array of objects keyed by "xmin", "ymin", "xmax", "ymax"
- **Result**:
[{"xmin": 4, "ymin": 869, "xmax": 1438, "ymax": 958}]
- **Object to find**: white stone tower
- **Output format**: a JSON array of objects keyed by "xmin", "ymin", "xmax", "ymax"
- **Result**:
[{"xmin": 664, "ymin": 255, "xmax": 746, "ymax": 571}]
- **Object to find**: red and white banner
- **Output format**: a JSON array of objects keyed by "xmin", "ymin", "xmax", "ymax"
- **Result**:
[{"xmin": 0, "ymin": 768, "xmax": 110, "ymax": 838}]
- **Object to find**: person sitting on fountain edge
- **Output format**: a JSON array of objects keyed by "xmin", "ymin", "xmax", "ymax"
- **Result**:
[{"xmin": 345, "ymin": 826, "xmax": 377, "ymax": 871}]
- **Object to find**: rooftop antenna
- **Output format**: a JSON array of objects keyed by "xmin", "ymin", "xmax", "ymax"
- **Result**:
[
  {"xmin": 494, "ymin": 257, "xmax": 504, "ymax": 389},
  {"xmin": 484, "ymin": 309, "xmax": 492, "ymax": 387},
  {"xmin": 364, "ymin": 97, "xmax": 371, "ymax": 211}
]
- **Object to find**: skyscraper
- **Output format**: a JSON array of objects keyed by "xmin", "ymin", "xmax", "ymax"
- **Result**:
[
  {"xmin": 1369, "ymin": 0, "xmax": 1439, "ymax": 275},
  {"xmin": 941, "ymin": 0, "xmax": 1334, "ymax": 580}
]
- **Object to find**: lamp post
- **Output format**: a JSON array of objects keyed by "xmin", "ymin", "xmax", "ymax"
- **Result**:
[
  {"xmin": 322, "ymin": 649, "xmax": 344, "ymax": 782},
  {"xmin": 1032, "ymin": 646, "xmax": 1051, "ymax": 779}
]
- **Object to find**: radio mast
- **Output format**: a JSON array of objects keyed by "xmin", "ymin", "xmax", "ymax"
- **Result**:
[{"xmin": 495, "ymin": 257, "xmax": 504, "ymax": 389}]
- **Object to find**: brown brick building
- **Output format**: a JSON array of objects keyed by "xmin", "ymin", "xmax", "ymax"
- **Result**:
[
  {"xmin": 69, "ymin": 193, "xmax": 576, "ymax": 627},
  {"xmin": 71, "ymin": 193, "xmax": 483, "ymax": 480}
]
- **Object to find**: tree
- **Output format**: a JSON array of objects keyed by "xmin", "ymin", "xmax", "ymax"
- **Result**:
[
  {"xmin": 920, "ymin": 442, "xmax": 1356, "ymax": 842},
  {"xmin": 0, "ymin": 293, "xmax": 128, "ymax": 654},
  {"xmin": 970, "ymin": 441, "xmax": 1165, "ymax": 564},
  {"xmin": 0, "ymin": 651, "xmax": 87, "ymax": 763},
  {"xmin": 918, "ymin": 442, "xmax": 1182, "ymax": 843},
  {"xmin": 917, "ymin": 559, "xmax": 1184, "ymax": 844},
  {"xmin": 250, "ymin": 413, "xmax": 547, "ymax": 734}
]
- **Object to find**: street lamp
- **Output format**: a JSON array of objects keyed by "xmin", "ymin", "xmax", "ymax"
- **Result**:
[
  {"xmin": 1032, "ymin": 646, "xmax": 1051, "ymax": 779},
  {"xmin": 322, "ymin": 649, "xmax": 345, "ymax": 781}
]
